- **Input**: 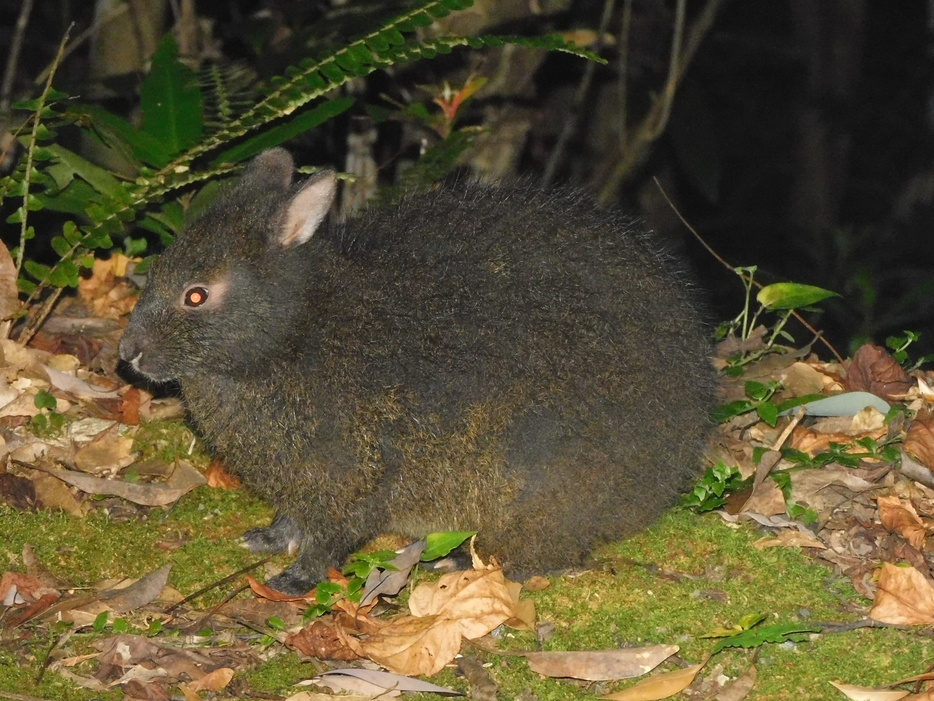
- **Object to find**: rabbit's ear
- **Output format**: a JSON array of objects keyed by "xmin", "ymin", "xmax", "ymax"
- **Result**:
[
  {"xmin": 277, "ymin": 170, "xmax": 338, "ymax": 248},
  {"xmin": 240, "ymin": 148, "xmax": 294, "ymax": 191}
]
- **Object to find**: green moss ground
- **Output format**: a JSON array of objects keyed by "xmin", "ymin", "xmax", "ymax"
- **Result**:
[{"xmin": 0, "ymin": 422, "xmax": 927, "ymax": 699}]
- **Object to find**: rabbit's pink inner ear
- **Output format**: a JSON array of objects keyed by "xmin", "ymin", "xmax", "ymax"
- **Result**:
[{"xmin": 278, "ymin": 171, "xmax": 338, "ymax": 248}]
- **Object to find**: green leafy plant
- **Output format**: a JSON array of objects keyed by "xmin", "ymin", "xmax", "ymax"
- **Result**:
[
  {"xmin": 706, "ymin": 616, "xmax": 822, "ymax": 654},
  {"xmin": 683, "ymin": 461, "xmax": 749, "ymax": 512},
  {"xmin": 886, "ymin": 330, "xmax": 934, "ymax": 370},
  {"xmin": 30, "ymin": 389, "xmax": 64, "ymax": 436},
  {"xmin": 712, "ymin": 380, "xmax": 822, "ymax": 428},
  {"xmin": 781, "ymin": 435, "xmax": 901, "ymax": 470},
  {"xmin": 717, "ymin": 266, "xmax": 839, "ymax": 375},
  {"xmin": 299, "ymin": 530, "xmax": 476, "ymax": 621},
  {"xmin": 1, "ymin": 0, "xmax": 602, "ymax": 341}
]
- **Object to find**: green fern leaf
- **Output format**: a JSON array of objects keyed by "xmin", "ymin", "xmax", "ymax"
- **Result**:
[
  {"xmin": 141, "ymin": 34, "xmax": 204, "ymax": 154},
  {"xmin": 213, "ymin": 97, "xmax": 355, "ymax": 166}
]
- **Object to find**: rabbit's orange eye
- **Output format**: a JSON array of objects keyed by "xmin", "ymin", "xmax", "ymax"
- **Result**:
[{"xmin": 184, "ymin": 286, "xmax": 209, "ymax": 307}]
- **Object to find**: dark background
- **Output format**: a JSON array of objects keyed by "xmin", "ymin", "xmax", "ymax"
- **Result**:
[{"xmin": 1, "ymin": 0, "xmax": 932, "ymax": 359}]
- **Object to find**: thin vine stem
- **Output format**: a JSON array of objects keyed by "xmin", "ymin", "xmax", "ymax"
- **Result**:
[{"xmin": 15, "ymin": 26, "xmax": 71, "ymax": 279}]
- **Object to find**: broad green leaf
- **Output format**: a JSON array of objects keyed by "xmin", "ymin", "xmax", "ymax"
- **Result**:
[
  {"xmin": 422, "ymin": 531, "xmax": 476, "ymax": 561},
  {"xmin": 74, "ymin": 104, "xmax": 172, "ymax": 168},
  {"xmin": 711, "ymin": 400, "xmax": 754, "ymax": 424},
  {"xmin": 49, "ymin": 258, "xmax": 80, "ymax": 288},
  {"xmin": 44, "ymin": 144, "xmax": 121, "ymax": 196},
  {"xmin": 756, "ymin": 282, "xmax": 839, "ymax": 310},
  {"xmin": 51, "ymin": 235, "xmax": 71, "ymax": 257},
  {"xmin": 213, "ymin": 97, "xmax": 355, "ymax": 166},
  {"xmin": 62, "ymin": 221, "xmax": 82, "ymax": 245},
  {"xmin": 756, "ymin": 402, "xmax": 779, "ymax": 427},
  {"xmin": 141, "ymin": 34, "xmax": 203, "ymax": 154},
  {"xmin": 34, "ymin": 389, "xmax": 57, "ymax": 410},
  {"xmin": 24, "ymin": 260, "xmax": 51, "ymax": 282},
  {"xmin": 712, "ymin": 622, "xmax": 822, "ymax": 653},
  {"xmin": 36, "ymin": 180, "xmax": 98, "ymax": 214}
]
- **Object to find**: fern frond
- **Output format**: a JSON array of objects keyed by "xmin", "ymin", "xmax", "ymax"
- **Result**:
[
  {"xmin": 65, "ymin": 0, "xmax": 605, "ymax": 280},
  {"xmin": 200, "ymin": 62, "xmax": 257, "ymax": 133}
]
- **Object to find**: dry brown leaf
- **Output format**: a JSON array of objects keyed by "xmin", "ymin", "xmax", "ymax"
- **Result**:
[
  {"xmin": 715, "ymin": 663, "xmax": 758, "ymax": 701},
  {"xmin": 30, "ymin": 471, "xmax": 86, "ymax": 516},
  {"xmin": 246, "ymin": 575, "xmax": 313, "ymax": 601},
  {"xmin": 828, "ymin": 681, "xmax": 909, "ymax": 700},
  {"xmin": 74, "ymin": 426, "xmax": 136, "ymax": 475},
  {"xmin": 23, "ymin": 543, "xmax": 69, "ymax": 588},
  {"xmin": 903, "ymin": 693, "xmax": 934, "ymax": 701},
  {"xmin": 504, "ymin": 578, "xmax": 536, "ymax": 631},
  {"xmin": 526, "ymin": 646, "xmax": 679, "ymax": 682},
  {"xmin": 185, "ymin": 667, "xmax": 234, "ymax": 692},
  {"xmin": 905, "ymin": 419, "xmax": 934, "ymax": 471},
  {"xmin": 178, "ymin": 683, "xmax": 202, "ymax": 701},
  {"xmin": 205, "ymin": 460, "xmax": 241, "ymax": 489},
  {"xmin": 335, "ymin": 566, "xmax": 527, "ymax": 676},
  {"xmin": 523, "ymin": 576, "xmax": 550, "ymax": 592},
  {"xmin": 0, "ymin": 471, "xmax": 39, "ymax": 511},
  {"xmin": 753, "ymin": 529, "xmax": 825, "ymax": 550},
  {"xmin": 121, "ymin": 387, "xmax": 141, "ymax": 425},
  {"xmin": 739, "ymin": 479, "xmax": 785, "ymax": 517},
  {"xmin": 338, "ymin": 611, "xmax": 462, "ymax": 677},
  {"xmin": 782, "ymin": 361, "xmax": 824, "ymax": 396},
  {"xmin": 286, "ymin": 620, "xmax": 361, "ymax": 661},
  {"xmin": 0, "ymin": 239, "xmax": 19, "ymax": 320},
  {"xmin": 869, "ymin": 563, "xmax": 934, "ymax": 625},
  {"xmin": 844, "ymin": 344, "xmax": 914, "ymax": 401},
  {"xmin": 599, "ymin": 662, "xmax": 703, "ymax": 700},
  {"xmin": 28, "ymin": 463, "xmax": 192, "ymax": 506},
  {"xmin": 790, "ymin": 426, "xmax": 886, "ymax": 456},
  {"xmin": 878, "ymin": 495, "xmax": 928, "ymax": 550},
  {"xmin": 44, "ymin": 365, "xmax": 120, "ymax": 399},
  {"xmin": 287, "ymin": 693, "xmax": 373, "ymax": 701},
  {"xmin": 0, "ymin": 571, "xmax": 59, "ymax": 603},
  {"xmin": 851, "ymin": 407, "xmax": 887, "ymax": 432},
  {"xmin": 0, "ymin": 392, "xmax": 40, "ymax": 418},
  {"xmin": 100, "ymin": 564, "xmax": 172, "ymax": 612},
  {"xmin": 408, "ymin": 567, "xmax": 524, "ymax": 639}
]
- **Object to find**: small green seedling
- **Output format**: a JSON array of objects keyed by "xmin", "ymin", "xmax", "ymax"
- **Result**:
[
  {"xmin": 299, "ymin": 530, "xmax": 477, "ymax": 623},
  {"xmin": 31, "ymin": 389, "xmax": 64, "ymax": 436},
  {"xmin": 712, "ymin": 380, "xmax": 821, "ymax": 428},
  {"xmin": 718, "ymin": 267, "xmax": 839, "ymax": 374},
  {"xmin": 886, "ymin": 330, "xmax": 934, "ymax": 371},
  {"xmin": 683, "ymin": 461, "xmax": 750, "ymax": 512}
]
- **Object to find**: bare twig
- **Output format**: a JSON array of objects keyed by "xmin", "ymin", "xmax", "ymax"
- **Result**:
[
  {"xmin": 11, "ymin": 29, "xmax": 71, "ymax": 344},
  {"xmin": 164, "ymin": 556, "xmax": 272, "ymax": 614},
  {"xmin": 541, "ymin": 0, "xmax": 618, "ymax": 187},
  {"xmin": 616, "ymin": 0, "xmax": 633, "ymax": 153},
  {"xmin": 653, "ymin": 177, "xmax": 846, "ymax": 364},
  {"xmin": 33, "ymin": 3, "xmax": 129, "ymax": 86},
  {"xmin": 598, "ymin": 0, "xmax": 726, "ymax": 203},
  {"xmin": 17, "ymin": 286, "xmax": 64, "ymax": 346},
  {"xmin": 0, "ymin": 0, "xmax": 35, "ymax": 116}
]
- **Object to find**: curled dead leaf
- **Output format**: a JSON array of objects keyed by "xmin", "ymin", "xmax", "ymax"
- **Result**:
[
  {"xmin": 878, "ymin": 495, "xmax": 927, "ymax": 550},
  {"xmin": 844, "ymin": 344, "xmax": 913, "ymax": 401},
  {"xmin": 286, "ymin": 620, "xmax": 361, "ymax": 661},
  {"xmin": 599, "ymin": 662, "xmax": 703, "ymax": 700},
  {"xmin": 525, "ymin": 645, "xmax": 679, "ymax": 682},
  {"xmin": 869, "ymin": 563, "xmax": 934, "ymax": 625},
  {"xmin": 828, "ymin": 681, "xmax": 909, "ymax": 700},
  {"xmin": 904, "ymin": 419, "xmax": 934, "ymax": 472}
]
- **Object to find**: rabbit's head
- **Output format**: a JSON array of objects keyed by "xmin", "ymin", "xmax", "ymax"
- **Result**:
[{"xmin": 119, "ymin": 149, "xmax": 337, "ymax": 382}]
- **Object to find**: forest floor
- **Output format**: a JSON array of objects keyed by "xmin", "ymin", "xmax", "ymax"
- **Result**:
[{"xmin": 0, "ymin": 257, "xmax": 930, "ymax": 701}]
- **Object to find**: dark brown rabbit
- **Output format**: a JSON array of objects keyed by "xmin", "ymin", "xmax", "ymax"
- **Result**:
[{"xmin": 119, "ymin": 148, "xmax": 717, "ymax": 594}]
